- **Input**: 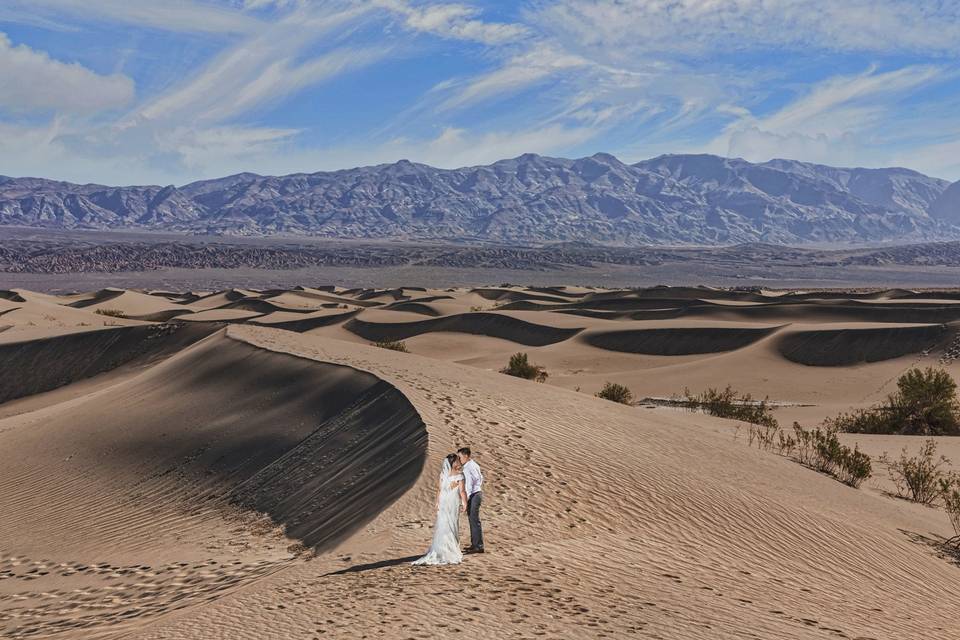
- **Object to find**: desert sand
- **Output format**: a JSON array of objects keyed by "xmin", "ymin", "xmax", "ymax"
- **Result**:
[{"xmin": 1, "ymin": 284, "xmax": 959, "ymax": 639}]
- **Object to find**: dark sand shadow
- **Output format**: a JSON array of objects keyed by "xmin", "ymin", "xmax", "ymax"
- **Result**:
[{"xmin": 326, "ymin": 556, "xmax": 421, "ymax": 575}]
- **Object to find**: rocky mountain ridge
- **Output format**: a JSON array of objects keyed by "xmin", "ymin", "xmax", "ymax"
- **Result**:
[{"xmin": 1, "ymin": 153, "xmax": 957, "ymax": 245}]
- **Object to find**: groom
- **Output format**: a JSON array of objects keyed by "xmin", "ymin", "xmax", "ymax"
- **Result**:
[{"xmin": 458, "ymin": 447, "xmax": 484, "ymax": 554}]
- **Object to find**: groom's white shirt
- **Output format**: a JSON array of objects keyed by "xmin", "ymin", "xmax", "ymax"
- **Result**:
[{"xmin": 463, "ymin": 459, "xmax": 483, "ymax": 496}]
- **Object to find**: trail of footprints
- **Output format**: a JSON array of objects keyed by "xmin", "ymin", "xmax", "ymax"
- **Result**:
[{"xmin": 0, "ymin": 552, "xmax": 290, "ymax": 638}]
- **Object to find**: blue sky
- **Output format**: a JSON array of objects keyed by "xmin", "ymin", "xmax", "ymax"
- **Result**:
[{"xmin": 0, "ymin": 0, "xmax": 958, "ymax": 185}]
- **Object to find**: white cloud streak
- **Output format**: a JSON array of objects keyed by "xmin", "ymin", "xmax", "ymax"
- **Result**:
[
  {"xmin": 530, "ymin": 0, "xmax": 960, "ymax": 57},
  {"xmin": 138, "ymin": 4, "xmax": 382, "ymax": 123},
  {"xmin": 377, "ymin": 0, "xmax": 528, "ymax": 44},
  {"xmin": 0, "ymin": 32, "xmax": 134, "ymax": 113},
  {"xmin": 2, "ymin": 0, "xmax": 261, "ymax": 34},
  {"xmin": 439, "ymin": 45, "xmax": 586, "ymax": 110},
  {"xmin": 709, "ymin": 66, "xmax": 946, "ymax": 166}
]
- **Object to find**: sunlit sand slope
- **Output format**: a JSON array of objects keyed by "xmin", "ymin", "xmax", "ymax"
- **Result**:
[
  {"xmin": 122, "ymin": 325, "xmax": 960, "ymax": 640},
  {"xmin": 0, "ymin": 330, "xmax": 426, "ymax": 639}
]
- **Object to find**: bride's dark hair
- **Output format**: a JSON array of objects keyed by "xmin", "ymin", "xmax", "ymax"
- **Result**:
[{"xmin": 445, "ymin": 453, "xmax": 459, "ymax": 468}]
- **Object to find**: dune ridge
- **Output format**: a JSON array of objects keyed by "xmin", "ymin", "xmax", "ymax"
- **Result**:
[
  {"xmin": 584, "ymin": 326, "xmax": 782, "ymax": 355},
  {"xmin": 777, "ymin": 324, "xmax": 950, "ymax": 366},
  {"xmin": 0, "ymin": 322, "xmax": 219, "ymax": 404},
  {"xmin": 345, "ymin": 312, "xmax": 584, "ymax": 346},
  {"xmin": 4, "ymin": 284, "xmax": 960, "ymax": 639},
  {"xmin": 0, "ymin": 329, "xmax": 427, "ymax": 638}
]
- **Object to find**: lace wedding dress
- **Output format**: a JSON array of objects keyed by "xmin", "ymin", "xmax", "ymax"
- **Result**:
[{"xmin": 413, "ymin": 460, "xmax": 463, "ymax": 565}]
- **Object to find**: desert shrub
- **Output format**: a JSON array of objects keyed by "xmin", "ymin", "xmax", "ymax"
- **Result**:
[
  {"xmin": 684, "ymin": 385, "xmax": 778, "ymax": 428},
  {"xmin": 94, "ymin": 308, "xmax": 126, "ymax": 318},
  {"xmin": 776, "ymin": 430, "xmax": 797, "ymax": 457},
  {"xmin": 835, "ymin": 445, "xmax": 873, "ymax": 488},
  {"xmin": 941, "ymin": 478, "xmax": 960, "ymax": 545},
  {"xmin": 828, "ymin": 368, "xmax": 960, "ymax": 436},
  {"xmin": 595, "ymin": 382, "xmax": 633, "ymax": 405},
  {"xmin": 748, "ymin": 422, "xmax": 780, "ymax": 451},
  {"xmin": 880, "ymin": 439, "xmax": 951, "ymax": 505},
  {"xmin": 784, "ymin": 423, "xmax": 872, "ymax": 488},
  {"xmin": 469, "ymin": 305, "xmax": 486, "ymax": 312},
  {"xmin": 500, "ymin": 352, "xmax": 547, "ymax": 383},
  {"xmin": 373, "ymin": 340, "xmax": 409, "ymax": 353}
]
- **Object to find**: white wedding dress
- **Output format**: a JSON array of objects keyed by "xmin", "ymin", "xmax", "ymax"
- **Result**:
[{"xmin": 413, "ymin": 461, "xmax": 463, "ymax": 565}]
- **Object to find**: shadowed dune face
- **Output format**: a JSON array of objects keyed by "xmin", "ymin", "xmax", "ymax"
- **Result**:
[
  {"xmin": 6, "ymin": 285, "xmax": 960, "ymax": 638},
  {"xmin": 584, "ymin": 326, "xmax": 781, "ymax": 355},
  {"xmin": 345, "ymin": 312, "xmax": 583, "ymax": 346},
  {"xmin": 248, "ymin": 308, "xmax": 361, "ymax": 332},
  {"xmin": 97, "ymin": 335, "xmax": 428, "ymax": 550},
  {"xmin": 777, "ymin": 324, "xmax": 950, "ymax": 366},
  {"xmin": 0, "ymin": 332, "xmax": 427, "ymax": 554},
  {"xmin": 0, "ymin": 322, "xmax": 220, "ymax": 404}
]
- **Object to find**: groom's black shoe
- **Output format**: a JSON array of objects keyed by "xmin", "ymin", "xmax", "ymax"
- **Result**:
[{"xmin": 465, "ymin": 547, "xmax": 485, "ymax": 554}]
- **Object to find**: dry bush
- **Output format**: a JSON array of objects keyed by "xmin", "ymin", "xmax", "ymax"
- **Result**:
[
  {"xmin": 373, "ymin": 340, "xmax": 409, "ymax": 352},
  {"xmin": 684, "ymin": 385, "xmax": 778, "ymax": 428},
  {"xmin": 94, "ymin": 308, "xmax": 126, "ymax": 318},
  {"xmin": 685, "ymin": 386, "xmax": 872, "ymax": 488},
  {"xmin": 881, "ymin": 439, "xmax": 951, "ymax": 505},
  {"xmin": 753, "ymin": 422, "xmax": 871, "ymax": 488},
  {"xmin": 828, "ymin": 368, "xmax": 960, "ymax": 436},
  {"xmin": 940, "ymin": 478, "xmax": 960, "ymax": 545},
  {"xmin": 500, "ymin": 352, "xmax": 547, "ymax": 383},
  {"xmin": 748, "ymin": 422, "xmax": 780, "ymax": 451},
  {"xmin": 595, "ymin": 382, "xmax": 633, "ymax": 405},
  {"xmin": 835, "ymin": 445, "xmax": 873, "ymax": 489}
]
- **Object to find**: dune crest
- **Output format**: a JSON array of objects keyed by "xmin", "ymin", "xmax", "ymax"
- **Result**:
[
  {"xmin": 3, "ymin": 284, "xmax": 960, "ymax": 639},
  {"xmin": 0, "ymin": 329, "xmax": 426, "ymax": 638}
]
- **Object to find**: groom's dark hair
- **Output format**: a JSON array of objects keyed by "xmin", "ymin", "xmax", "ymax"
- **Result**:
[{"xmin": 457, "ymin": 447, "xmax": 471, "ymax": 457}]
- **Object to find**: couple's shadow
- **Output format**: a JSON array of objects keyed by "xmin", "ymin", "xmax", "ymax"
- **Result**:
[{"xmin": 325, "ymin": 555, "xmax": 420, "ymax": 575}]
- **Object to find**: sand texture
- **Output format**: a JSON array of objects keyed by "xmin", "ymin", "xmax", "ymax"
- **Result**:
[{"xmin": 1, "ymin": 284, "xmax": 959, "ymax": 639}]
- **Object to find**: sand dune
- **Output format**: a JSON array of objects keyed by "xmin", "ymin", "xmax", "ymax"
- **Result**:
[
  {"xmin": 179, "ymin": 308, "xmax": 265, "ymax": 322},
  {"xmin": 777, "ymin": 323, "xmax": 950, "ymax": 366},
  {"xmin": 0, "ymin": 322, "xmax": 218, "ymax": 404},
  {"xmin": 584, "ymin": 325, "xmax": 782, "ymax": 355},
  {"xmin": 345, "ymin": 311, "xmax": 584, "ymax": 346},
  {"xmin": 249, "ymin": 308, "xmax": 361, "ymax": 332},
  {"xmin": 0, "ymin": 330, "xmax": 426, "ymax": 638},
  {"xmin": 69, "ymin": 288, "xmax": 187, "ymax": 318},
  {"xmin": 3, "ymin": 284, "xmax": 960, "ymax": 639}
]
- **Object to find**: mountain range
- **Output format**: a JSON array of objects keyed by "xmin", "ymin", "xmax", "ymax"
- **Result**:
[{"xmin": 2, "ymin": 153, "xmax": 959, "ymax": 246}]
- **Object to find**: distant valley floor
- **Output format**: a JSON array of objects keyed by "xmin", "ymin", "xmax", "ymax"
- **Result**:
[{"xmin": 5, "ymin": 227, "xmax": 960, "ymax": 291}]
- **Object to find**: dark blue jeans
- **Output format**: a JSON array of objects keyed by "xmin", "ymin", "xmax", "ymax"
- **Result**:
[{"xmin": 467, "ymin": 491, "xmax": 483, "ymax": 550}]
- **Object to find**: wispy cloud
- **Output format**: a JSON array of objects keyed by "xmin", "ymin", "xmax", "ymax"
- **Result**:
[
  {"xmin": 439, "ymin": 44, "xmax": 586, "ymax": 110},
  {"xmin": 530, "ymin": 0, "xmax": 960, "ymax": 56},
  {"xmin": 709, "ymin": 66, "xmax": 947, "ymax": 166},
  {"xmin": 2, "ymin": 0, "xmax": 262, "ymax": 35},
  {"xmin": 378, "ymin": 0, "xmax": 528, "ymax": 44},
  {"xmin": 1, "ymin": 0, "xmax": 959, "ymax": 183},
  {"xmin": 0, "ymin": 32, "xmax": 134, "ymax": 113}
]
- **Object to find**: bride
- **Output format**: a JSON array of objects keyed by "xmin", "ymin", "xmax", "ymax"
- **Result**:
[{"xmin": 413, "ymin": 453, "xmax": 468, "ymax": 565}]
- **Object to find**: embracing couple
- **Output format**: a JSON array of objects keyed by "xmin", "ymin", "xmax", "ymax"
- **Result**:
[{"xmin": 412, "ymin": 447, "xmax": 484, "ymax": 565}]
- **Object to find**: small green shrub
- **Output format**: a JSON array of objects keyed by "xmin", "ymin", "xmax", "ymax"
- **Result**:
[
  {"xmin": 749, "ymin": 421, "xmax": 871, "ymax": 488},
  {"xmin": 595, "ymin": 382, "xmax": 633, "ymax": 405},
  {"xmin": 684, "ymin": 385, "xmax": 778, "ymax": 428},
  {"xmin": 941, "ymin": 478, "xmax": 960, "ymax": 545},
  {"xmin": 828, "ymin": 368, "xmax": 960, "ymax": 435},
  {"xmin": 835, "ymin": 445, "xmax": 873, "ymax": 488},
  {"xmin": 500, "ymin": 352, "xmax": 547, "ymax": 383},
  {"xmin": 94, "ymin": 308, "xmax": 126, "ymax": 318},
  {"xmin": 880, "ymin": 439, "xmax": 951, "ymax": 505},
  {"xmin": 373, "ymin": 340, "xmax": 409, "ymax": 352}
]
